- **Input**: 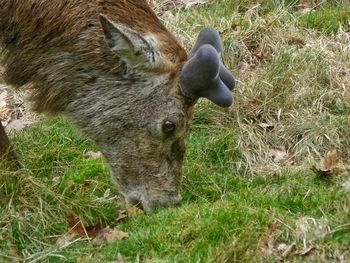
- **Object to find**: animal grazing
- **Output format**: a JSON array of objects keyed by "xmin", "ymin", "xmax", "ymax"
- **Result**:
[{"xmin": 0, "ymin": 0, "xmax": 235, "ymax": 212}]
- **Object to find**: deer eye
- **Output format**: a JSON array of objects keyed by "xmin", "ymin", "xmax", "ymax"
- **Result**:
[{"xmin": 162, "ymin": 119, "xmax": 176, "ymax": 134}]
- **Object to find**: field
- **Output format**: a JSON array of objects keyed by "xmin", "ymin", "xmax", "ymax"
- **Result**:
[{"xmin": 1, "ymin": 0, "xmax": 350, "ymax": 262}]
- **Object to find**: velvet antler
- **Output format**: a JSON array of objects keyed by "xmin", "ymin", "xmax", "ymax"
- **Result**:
[{"xmin": 180, "ymin": 28, "xmax": 235, "ymax": 107}]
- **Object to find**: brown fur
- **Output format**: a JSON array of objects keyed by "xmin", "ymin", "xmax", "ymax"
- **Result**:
[
  {"xmin": 0, "ymin": 0, "xmax": 193, "ymax": 212},
  {"xmin": 0, "ymin": 0, "xmax": 187, "ymax": 112}
]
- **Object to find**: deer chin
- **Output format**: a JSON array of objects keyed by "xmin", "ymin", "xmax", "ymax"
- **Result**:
[{"xmin": 121, "ymin": 189, "xmax": 182, "ymax": 213}]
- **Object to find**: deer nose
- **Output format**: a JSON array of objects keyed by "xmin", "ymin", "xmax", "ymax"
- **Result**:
[{"xmin": 143, "ymin": 194, "xmax": 182, "ymax": 212}]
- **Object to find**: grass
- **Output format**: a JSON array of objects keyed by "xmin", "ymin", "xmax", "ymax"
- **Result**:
[
  {"xmin": 1, "ymin": 118, "xmax": 349, "ymax": 262},
  {"xmin": 296, "ymin": 3, "xmax": 350, "ymax": 34},
  {"xmin": 1, "ymin": 0, "xmax": 350, "ymax": 262}
]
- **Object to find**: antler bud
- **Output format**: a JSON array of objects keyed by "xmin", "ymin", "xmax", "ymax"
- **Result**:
[
  {"xmin": 180, "ymin": 27, "xmax": 235, "ymax": 107},
  {"xmin": 180, "ymin": 44, "xmax": 233, "ymax": 107}
]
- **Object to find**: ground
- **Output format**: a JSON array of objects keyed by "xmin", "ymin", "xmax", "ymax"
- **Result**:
[{"xmin": 0, "ymin": 0, "xmax": 350, "ymax": 262}]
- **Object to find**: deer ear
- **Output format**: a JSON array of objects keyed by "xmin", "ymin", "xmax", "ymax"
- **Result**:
[{"xmin": 99, "ymin": 14, "xmax": 156, "ymax": 67}]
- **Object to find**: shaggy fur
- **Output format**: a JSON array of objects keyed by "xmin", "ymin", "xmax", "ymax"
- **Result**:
[
  {"xmin": 0, "ymin": 0, "xmax": 194, "ymax": 212},
  {"xmin": 0, "ymin": 0, "xmax": 187, "ymax": 112}
]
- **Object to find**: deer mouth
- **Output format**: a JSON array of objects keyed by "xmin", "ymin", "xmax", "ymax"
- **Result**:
[{"xmin": 123, "ymin": 191, "xmax": 182, "ymax": 213}]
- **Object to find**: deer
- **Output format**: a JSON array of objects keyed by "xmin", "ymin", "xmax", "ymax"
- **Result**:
[{"xmin": 0, "ymin": 0, "xmax": 235, "ymax": 212}]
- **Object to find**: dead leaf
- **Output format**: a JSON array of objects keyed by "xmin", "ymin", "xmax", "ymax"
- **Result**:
[
  {"xmin": 270, "ymin": 147, "xmax": 292, "ymax": 164},
  {"xmin": 84, "ymin": 151, "xmax": 102, "ymax": 159},
  {"xmin": 67, "ymin": 214, "xmax": 104, "ymax": 238},
  {"xmin": 93, "ymin": 227, "xmax": 128, "ymax": 245},
  {"xmin": 103, "ymin": 227, "xmax": 128, "ymax": 244},
  {"xmin": 323, "ymin": 149, "xmax": 339, "ymax": 170},
  {"xmin": 311, "ymin": 149, "xmax": 345, "ymax": 178},
  {"xmin": 63, "ymin": 214, "xmax": 128, "ymax": 246}
]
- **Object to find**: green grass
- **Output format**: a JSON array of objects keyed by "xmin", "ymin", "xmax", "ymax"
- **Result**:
[
  {"xmin": 0, "ymin": 117, "xmax": 349, "ymax": 262},
  {"xmin": 296, "ymin": 3, "xmax": 350, "ymax": 34},
  {"xmin": 1, "ymin": 0, "xmax": 350, "ymax": 262}
]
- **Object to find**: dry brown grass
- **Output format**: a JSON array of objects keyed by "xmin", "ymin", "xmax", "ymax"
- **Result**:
[{"xmin": 159, "ymin": 1, "xmax": 350, "ymax": 173}]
